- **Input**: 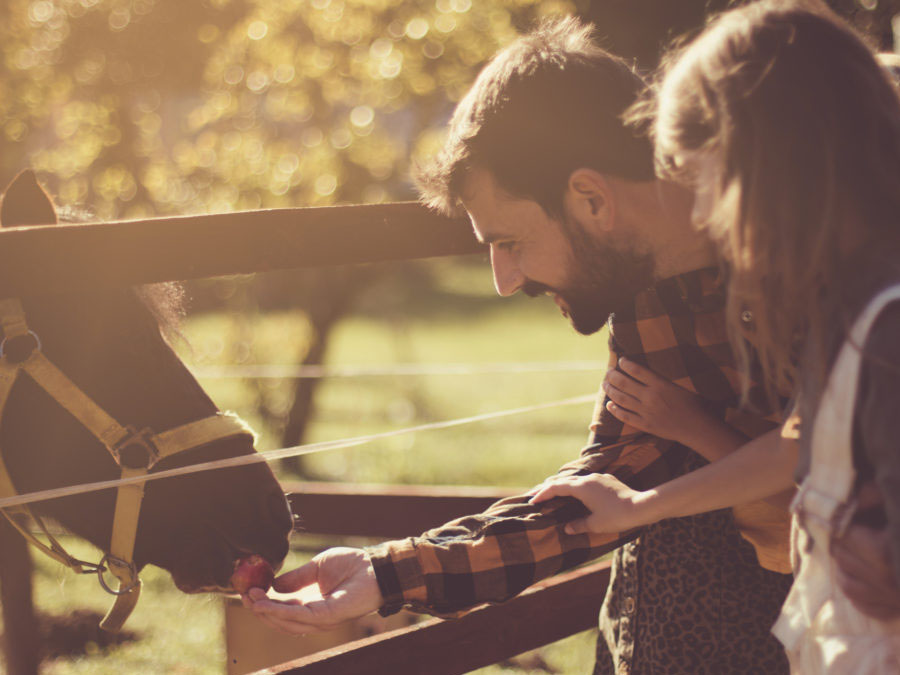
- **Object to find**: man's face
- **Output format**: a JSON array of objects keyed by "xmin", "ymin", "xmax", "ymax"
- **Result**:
[{"xmin": 461, "ymin": 168, "xmax": 654, "ymax": 335}]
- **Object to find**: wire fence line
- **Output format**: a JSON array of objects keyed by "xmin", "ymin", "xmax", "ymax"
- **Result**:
[
  {"xmin": 0, "ymin": 392, "xmax": 598, "ymax": 510},
  {"xmin": 189, "ymin": 361, "xmax": 607, "ymax": 379}
]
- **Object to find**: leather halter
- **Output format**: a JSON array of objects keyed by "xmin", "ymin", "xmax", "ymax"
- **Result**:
[{"xmin": 0, "ymin": 297, "xmax": 255, "ymax": 631}]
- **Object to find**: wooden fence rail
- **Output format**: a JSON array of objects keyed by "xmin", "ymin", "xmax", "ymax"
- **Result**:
[
  {"xmin": 263, "ymin": 560, "xmax": 610, "ymax": 675},
  {"xmin": 284, "ymin": 482, "xmax": 521, "ymax": 539},
  {"xmin": 0, "ymin": 202, "xmax": 480, "ymax": 296}
]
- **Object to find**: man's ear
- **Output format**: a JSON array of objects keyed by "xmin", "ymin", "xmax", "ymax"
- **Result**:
[{"xmin": 564, "ymin": 168, "xmax": 614, "ymax": 234}]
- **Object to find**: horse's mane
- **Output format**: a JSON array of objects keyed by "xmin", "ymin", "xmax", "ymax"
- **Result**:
[
  {"xmin": 134, "ymin": 282, "xmax": 187, "ymax": 341},
  {"xmin": 56, "ymin": 205, "xmax": 187, "ymax": 340}
]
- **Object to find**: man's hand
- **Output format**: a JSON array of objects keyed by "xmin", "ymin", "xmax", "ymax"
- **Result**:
[
  {"xmin": 832, "ymin": 523, "xmax": 900, "ymax": 621},
  {"xmin": 243, "ymin": 547, "xmax": 384, "ymax": 635}
]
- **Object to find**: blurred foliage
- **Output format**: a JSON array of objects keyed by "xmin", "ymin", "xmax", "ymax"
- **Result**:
[
  {"xmin": 1, "ymin": 0, "xmax": 895, "ymax": 218},
  {"xmin": 0, "ymin": 0, "xmax": 895, "ymax": 458},
  {"xmin": 0, "ymin": 0, "xmax": 580, "ymax": 219},
  {"xmin": 584, "ymin": 0, "xmax": 900, "ymax": 70}
]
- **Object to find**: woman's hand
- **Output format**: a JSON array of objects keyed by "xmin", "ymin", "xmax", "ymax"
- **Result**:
[
  {"xmin": 529, "ymin": 474, "xmax": 656, "ymax": 535},
  {"xmin": 603, "ymin": 358, "xmax": 727, "ymax": 451}
]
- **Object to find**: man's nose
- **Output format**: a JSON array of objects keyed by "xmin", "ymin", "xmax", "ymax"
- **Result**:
[{"xmin": 490, "ymin": 246, "xmax": 524, "ymax": 297}]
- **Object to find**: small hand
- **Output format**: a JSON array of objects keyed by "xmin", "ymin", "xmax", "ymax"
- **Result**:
[
  {"xmin": 831, "ymin": 486, "xmax": 900, "ymax": 621},
  {"xmin": 529, "ymin": 473, "xmax": 652, "ymax": 535},
  {"xmin": 243, "ymin": 547, "xmax": 384, "ymax": 635},
  {"xmin": 603, "ymin": 358, "xmax": 717, "ymax": 446}
]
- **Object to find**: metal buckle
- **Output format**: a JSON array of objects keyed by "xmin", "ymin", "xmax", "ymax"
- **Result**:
[
  {"xmin": 97, "ymin": 554, "xmax": 140, "ymax": 596},
  {"xmin": 0, "ymin": 330, "xmax": 41, "ymax": 364},
  {"xmin": 72, "ymin": 559, "xmax": 106, "ymax": 575},
  {"xmin": 112, "ymin": 427, "xmax": 160, "ymax": 470}
]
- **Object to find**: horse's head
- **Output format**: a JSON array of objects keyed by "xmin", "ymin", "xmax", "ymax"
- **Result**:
[{"xmin": 0, "ymin": 171, "xmax": 292, "ymax": 595}]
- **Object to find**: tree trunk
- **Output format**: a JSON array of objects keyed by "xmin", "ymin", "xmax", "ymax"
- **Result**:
[{"xmin": 279, "ymin": 267, "xmax": 373, "ymax": 476}]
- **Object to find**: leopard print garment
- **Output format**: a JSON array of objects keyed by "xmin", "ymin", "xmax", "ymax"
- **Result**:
[{"xmin": 594, "ymin": 454, "xmax": 793, "ymax": 675}]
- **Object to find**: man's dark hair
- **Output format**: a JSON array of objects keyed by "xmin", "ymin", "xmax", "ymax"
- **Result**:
[{"xmin": 415, "ymin": 16, "xmax": 655, "ymax": 217}]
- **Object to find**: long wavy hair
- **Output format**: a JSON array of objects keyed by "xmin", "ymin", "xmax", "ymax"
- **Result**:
[{"xmin": 638, "ymin": 0, "xmax": 900, "ymax": 412}]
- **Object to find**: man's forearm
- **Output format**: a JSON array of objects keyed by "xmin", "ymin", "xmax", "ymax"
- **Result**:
[
  {"xmin": 367, "ymin": 491, "xmax": 632, "ymax": 616},
  {"xmin": 635, "ymin": 428, "xmax": 797, "ymax": 522}
]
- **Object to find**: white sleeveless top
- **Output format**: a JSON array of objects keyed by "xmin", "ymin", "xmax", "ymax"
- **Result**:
[{"xmin": 772, "ymin": 285, "xmax": 900, "ymax": 673}]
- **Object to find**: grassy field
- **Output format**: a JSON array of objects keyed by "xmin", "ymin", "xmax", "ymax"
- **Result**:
[{"xmin": 6, "ymin": 257, "xmax": 610, "ymax": 674}]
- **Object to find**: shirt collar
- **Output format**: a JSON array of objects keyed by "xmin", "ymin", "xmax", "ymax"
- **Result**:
[{"xmin": 642, "ymin": 266, "xmax": 724, "ymax": 314}]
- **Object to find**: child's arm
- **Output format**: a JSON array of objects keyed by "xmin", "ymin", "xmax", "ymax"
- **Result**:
[
  {"xmin": 602, "ymin": 358, "xmax": 748, "ymax": 462},
  {"xmin": 530, "ymin": 428, "xmax": 797, "ymax": 535}
]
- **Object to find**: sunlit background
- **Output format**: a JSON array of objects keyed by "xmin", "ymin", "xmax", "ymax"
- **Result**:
[{"xmin": 1, "ymin": 0, "xmax": 898, "ymax": 672}]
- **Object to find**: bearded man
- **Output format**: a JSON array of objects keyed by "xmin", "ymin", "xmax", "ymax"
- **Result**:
[{"xmin": 247, "ymin": 18, "xmax": 793, "ymax": 673}]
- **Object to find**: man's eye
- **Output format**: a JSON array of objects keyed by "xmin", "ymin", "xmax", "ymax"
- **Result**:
[{"xmin": 496, "ymin": 241, "xmax": 517, "ymax": 252}]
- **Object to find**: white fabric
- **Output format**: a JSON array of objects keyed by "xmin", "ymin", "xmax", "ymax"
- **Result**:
[{"xmin": 773, "ymin": 285, "xmax": 900, "ymax": 673}]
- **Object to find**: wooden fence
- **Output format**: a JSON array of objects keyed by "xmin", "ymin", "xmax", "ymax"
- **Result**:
[
  {"xmin": 0, "ymin": 202, "xmax": 480, "ymax": 295},
  {"xmin": 236, "ymin": 484, "xmax": 610, "ymax": 674},
  {"xmin": 7, "ymin": 203, "xmax": 608, "ymax": 673}
]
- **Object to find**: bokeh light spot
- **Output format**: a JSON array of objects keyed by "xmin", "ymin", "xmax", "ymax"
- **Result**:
[
  {"xmin": 248, "ymin": 21, "xmax": 268, "ymax": 40},
  {"xmin": 406, "ymin": 18, "xmax": 429, "ymax": 40},
  {"xmin": 224, "ymin": 65, "xmax": 244, "ymax": 85},
  {"xmin": 28, "ymin": 1, "xmax": 54, "ymax": 24},
  {"xmin": 423, "ymin": 41, "xmax": 444, "ymax": 59},
  {"xmin": 435, "ymin": 15, "xmax": 457, "ymax": 33},
  {"xmin": 379, "ymin": 53, "xmax": 403, "ymax": 79},
  {"xmin": 273, "ymin": 64, "xmax": 295, "ymax": 84},
  {"xmin": 350, "ymin": 105, "xmax": 374, "ymax": 127},
  {"xmin": 302, "ymin": 127, "xmax": 324, "ymax": 147},
  {"xmin": 314, "ymin": 174, "xmax": 337, "ymax": 196},
  {"xmin": 108, "ymin": 7, "xmax": 131, "ymax": 31},
  {"xmin": 247, "ymin": 71, "xmax": 270, "ymax": 92},
  {"xmin": 330, "ymin": 128, "xmax": 352, "ymax": 149},
  {"xmin": 198, "ymin": 24, "xmax": 219, "ymax": 44},
  {"xmin": 370, "ymin": 38, "xmax": 392, "ymax": 59}
]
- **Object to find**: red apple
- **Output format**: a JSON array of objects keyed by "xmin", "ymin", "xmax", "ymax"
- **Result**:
[{"xmin": 230, "ymin": 555, "xmax": 275, "ymax": 594}]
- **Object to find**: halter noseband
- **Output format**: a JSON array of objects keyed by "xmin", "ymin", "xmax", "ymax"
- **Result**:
[{"xmin": 0, "ymin": 298, "xmax": 255, "ymax": 631}]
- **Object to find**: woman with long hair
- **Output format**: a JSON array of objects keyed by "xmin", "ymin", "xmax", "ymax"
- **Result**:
[{"xmin": 531, "ymin": 1, "xmax": 900, "ymax": 670}]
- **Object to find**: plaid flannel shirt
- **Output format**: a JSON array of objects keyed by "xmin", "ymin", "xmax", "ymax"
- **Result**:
[{"xmin": 368, "ymin": 268, "xmax": 791, "ymax": 618}]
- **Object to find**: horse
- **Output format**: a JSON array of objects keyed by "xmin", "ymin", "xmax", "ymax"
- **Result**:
[{"xmin": 0, "ymin": 170, "xmax": 293, "ymax": 674}]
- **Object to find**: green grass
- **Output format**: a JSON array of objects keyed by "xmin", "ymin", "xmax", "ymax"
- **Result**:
[
  {"xmin": 21, "ymin": 539, "xmax": 314, "ymax": 675},
  {"xmin": 8, "ymin": 258, "xmax": 609, "ymax": 674},
  {"xmin": 34, "ymin": 537, "xmax": 225, "ymax": 675}
]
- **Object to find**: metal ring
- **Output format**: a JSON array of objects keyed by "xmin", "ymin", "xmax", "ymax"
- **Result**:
[
  {"xmin": 0, "ymin": 330, "xmax": 42, "ymax": 360},
  {"xmin": 96, "ymin": 554, "xmax": 140, "ymax": 596}
]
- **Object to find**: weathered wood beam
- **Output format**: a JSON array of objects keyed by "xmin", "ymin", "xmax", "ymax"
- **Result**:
[
  {"xmin": 0, "ymin": 202, "xmax": 481, "ymax": 296},
  {"xmin": 259, "ymin": 560, "xmax": 611, "ymax": 675},
  {"xmin": 285, "ymin": 482, "xmax": 521, "ymax": 539}
]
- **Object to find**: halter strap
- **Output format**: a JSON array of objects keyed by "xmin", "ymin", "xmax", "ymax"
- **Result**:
[{"xmin": 0, "ymin": 297, "xmax": 256, "ymax": 632}]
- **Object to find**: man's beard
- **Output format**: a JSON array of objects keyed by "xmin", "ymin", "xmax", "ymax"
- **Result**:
[{"xmin": 523, "ymin": 221, "xmax": 655, "ymax": 335}]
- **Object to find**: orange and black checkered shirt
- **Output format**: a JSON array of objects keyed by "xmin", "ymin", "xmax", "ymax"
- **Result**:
[{"xmin": 367, "ymin": 267, "xmax": 791, "ymax": 618}]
